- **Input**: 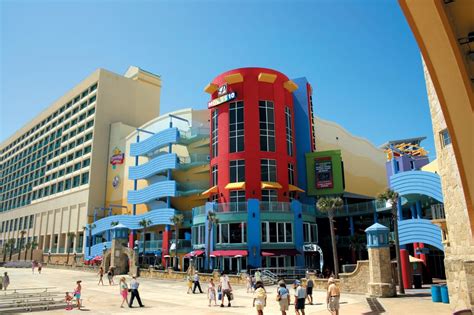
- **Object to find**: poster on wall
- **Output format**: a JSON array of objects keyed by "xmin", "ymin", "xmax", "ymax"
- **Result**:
[{"xmin": 315, "ymin": 157, "xmax": 333, "ymax": 189}]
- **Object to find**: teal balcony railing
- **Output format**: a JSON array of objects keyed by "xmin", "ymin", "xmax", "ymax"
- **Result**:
[
  {"xmin": 260, "ymin": 202, "xmax": 291, "ymax": 212},
  {"xmin": 215, "ymin": 202, "xmax": 247, "ymax": 213}
]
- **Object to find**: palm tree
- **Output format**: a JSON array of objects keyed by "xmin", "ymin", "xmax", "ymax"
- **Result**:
[
  {"xmin": 18, "ymin": 230, "xmax": 26, "ymax": 260},
  {"xmin": 2, "ymin": 242, "xmax": 9, "ymax": 262},
  {"xmin": 24, "ymin": 242, "xmax": 31, "ymax": 260},
  {"xmin": 138, "ymin": 219, "xmax": 152, "ymax": 259},
  {"xmin": 316, "ymin": 196, "xmax": 343, "ymax": 278},
  {"xmin": 348, "ymin": 234, "xmax": 366, "ymax": 262},
  {"xmin": 378, "ymin": 188, "xmax": 405, "ymax": 294},
  {"xmin": 206, "ymin": 211, "xmax": 219, "ymax": 270},
  {"xmin": 30, "ymin": 240, "xmax": 38, "ymax": 261},
  {"xmin": 66, "ymin": 232, "xmax": 75, "ymax": 265},
  {"xmin": 84, "ymin": 224, "xmax": 96, "ymax": 257},
  {"xmin": 8, "ymin": 239, "xmax": 15, "ymax": 261},
  {"xmin": 170, "ymin": 214, "xmax": 184, "ymax": 269}
]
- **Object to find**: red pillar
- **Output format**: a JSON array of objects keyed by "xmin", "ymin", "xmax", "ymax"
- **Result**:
[
  {"xmin": 400, "ymin": 249, "xmax": 412, "ymax": 289},
  {"xmin": 162, "ymin": 230, "xmax": 171, "ymax": 266},
  {"xmin": 418, "ymin": 243, "xmax": 427, "ymax": 265},
  {"xmin": 128, "ymin": 231, "xmax": 134, "ymax": 249}
]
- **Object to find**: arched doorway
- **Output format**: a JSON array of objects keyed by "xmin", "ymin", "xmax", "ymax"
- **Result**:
[{"xmin": 120, "ymin": 253, "xmax": 129, "ymax": 275}]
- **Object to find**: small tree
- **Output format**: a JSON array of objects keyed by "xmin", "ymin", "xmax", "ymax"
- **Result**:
[
  {"xmin": 138, "ymin": 219, "xmax": 152, "ymax": 260},
  {"xmin": 30, "ymin": 240, "xmax": 38, "ymax": 261},
  {"xmin": 170, "ymin": 214, "xmax": 184, "ymax": 269},
  {"xmin": 8, "ymin": 239, "xmax": 15, "ymax": 261},
  {"xmin": 66, "ymin": 232, "xmax": 75, "ymax": 265},
  {"xmin": 348, "ymin": 234, "xmax": 366, "ymax": 262},
  {"xmin": 206, "ymin": 211, "xmax": 219, "ymax": 270},
  {"xmin": 84, "ymin": 224, "xmax": 96, "ymax": 258},
  {"xmin": 24, "ymin": 242, "xmax": 31, "ymax": 261},
  {"xmin": 316, "ymin": 197, "xmax": 343, "ymax": 278},
  {"xmin": 18, "ymin": 230, "xmax": 26, "ymax": 260},
  {"xmin": 2, "ymin": 242, "xmax": 9, "ymax": 262},
  {"xmin": 377, "ymin": 188, "xmax": 405, "ymax": 294}
]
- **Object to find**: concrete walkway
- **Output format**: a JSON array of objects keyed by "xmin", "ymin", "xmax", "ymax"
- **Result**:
[{"xmin": 0, "ymin": 267, "xmax": 452, "ymax": 314}]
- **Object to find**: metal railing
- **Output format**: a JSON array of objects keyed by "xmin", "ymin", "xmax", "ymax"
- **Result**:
[
  {"xmin": 215, "ymin": 202, "xmax": 247, "ymax": 213},
  {"xmin": 250, "ymin": 267, "xmax": 308, "ymax": 281},
  {"xmin": 178, "ymin": 153, "xmax": 210, "ymax": 164},
  {"xmin": 260, "ymin": 202, "xmax": 291, "ymax": 212},
  {"xmin": 431, "ymin": 204, "xmax": 445, "ymax": 220}
]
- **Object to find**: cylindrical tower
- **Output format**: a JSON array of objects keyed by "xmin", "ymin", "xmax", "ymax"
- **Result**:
[{"xmin": 205, "ymin": 67, "xmax": 300, "ymax": 204}]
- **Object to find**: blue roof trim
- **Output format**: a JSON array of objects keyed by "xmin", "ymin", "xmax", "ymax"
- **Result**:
[
  {"xmin": 128, "ymin": 180, "xmax": 176, "ymax": 204},
  {"xmin": 130, "ymin": 128, "xmax": 179, "ymax": 156},
  {"xmin": 390, "ymin": 171, "xmax": 443, "ymax": 202},
  {"xmin": 129, "ymin": 153, "xmax": 177, "ymax": 180},
  {"xmin": 398, "ymin": 218, "xmax": 443, "ymax": 251}
]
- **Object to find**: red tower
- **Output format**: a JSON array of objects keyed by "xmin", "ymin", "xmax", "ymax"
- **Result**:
[{"xmin": 204, "ymin": 67, "xmax": 300, "ymax": 203}]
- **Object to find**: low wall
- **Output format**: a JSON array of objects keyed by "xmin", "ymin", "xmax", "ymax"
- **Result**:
[
  {"xmin": 44, "ymin": 263, "xmax": 99, "ymax": 273},
  {"xmin": 139, "ymin": 268, "xmax": 247, "ymax": 285}
]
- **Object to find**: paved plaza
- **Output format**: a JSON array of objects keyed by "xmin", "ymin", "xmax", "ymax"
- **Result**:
[{"xmin": 0, "ymin": 267, "xmax": 453, "ymax": 314}]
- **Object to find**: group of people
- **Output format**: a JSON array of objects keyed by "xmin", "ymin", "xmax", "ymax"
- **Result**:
[
  {"xmin": 97, "ymin": 266, "xmax": 116, "ymax": 285},
  {"xmin": 31, "ymin": 260, "xmax": 42, "ymax": 274}
]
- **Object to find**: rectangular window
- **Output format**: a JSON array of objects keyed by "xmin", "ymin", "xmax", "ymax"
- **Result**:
[
  {"xmin": 288, "ymin": 163, "xmax": 295, "ymax": 185},
  {"xmin": 261, "ymin": 221, "xmax": 292, "ymax": 243},
  {"xmin": 29, "ymin": 215, "xmax": 34, "ymax": 229},
  {"xmin": 259, "ymin": 100, "xmax": 275, "ymax": 152},
  {"xmin": 261, "ymin": 189, "xmax": 278, "ymax": 202},
  {"xmin": 73, "ymin": 175, "xmax": 80, "ymax": 187},
  {"xmin": 261, "ymin": 159, "xmax": 277, "ymax": 182},
  {"xmin": 303, "ymin": 223, "xmax": 318, "ymax": 243},
  {"xmin": 211, "ymin": 165, "xmax": 218, "ymax": 186},
  {"xmin": 211, "ymin": 109, "xmax": 218, "ymax": 157},
  {"xmin": 229, "ymin": 190, "xmax": 246, "ymax": 211},
  {"xmin": 74, "ymin": 162, "xmax": 81, "ymax": 171},
  {"xmin": 82, "ymin": 158, "xmax": 90, "ymax": 168},
  {"xmin": 218, "ymin": 222, "xmax": 246, "ymax": 244},
  {"xmin": 230, "ymin": 160, "xmax": 245, "ymax": 183},
  {"xmin": 285, "ymin": 107, "xmax": 293, "ymax": 156},
  {"xmin": 440, "ymin": 129, "xmax": 451, "ymax": 148},
  {"xmin": 65, "ymin": 178, "xmax": 71, "ymax": 190},
  {"xmin": 81, "ymin": 172, "xmax": 89, "ymax": 185},
  {"xmin": 229, "ymin": 101, "xmax": 244, "ymax": 153}
]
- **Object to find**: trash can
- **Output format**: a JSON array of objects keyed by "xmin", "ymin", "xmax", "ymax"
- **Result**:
[
  {"xmin": 413, "ymin": 274, "xmax": 422, "ymax": 289},
  {"xmin": 440, "ymin": 285, "xmax": 449, "ymax": 304},
  {"xmin": 431, "ymin": 285, "xmax": 441, "ymax": 302}
]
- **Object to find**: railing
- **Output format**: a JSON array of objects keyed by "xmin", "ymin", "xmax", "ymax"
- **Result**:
[
  {"xmin": 431, "ymin": 204, "xmax": 445, "ymax": 220},
  {"xmin": 178, "ymin": 153, "xmax": 210, "ymax": 165},
  {"xmin": 137, "ymin": 239, "xmax": 192, "ymax": 251},
  {"xmin": 215, "ymin": 202, "xmax": 247, "ymax": 213},
  {"xmin": 260, "ymin": 202, "xmax": 291, "ymax": 212},
  {"xmin": 192, "ymin": 205, "xmax": 206, "ymax": 216},
  {"xmin": 179, "ymin": 127, "xmax": 209, "ymax": 140},
  {"xmin": 250, "ymin": 267, "xmax": 307, "ymax": 281},
  {"xmin": 177, "ymin": 182, "xmax": 209, "ymax": 192}
]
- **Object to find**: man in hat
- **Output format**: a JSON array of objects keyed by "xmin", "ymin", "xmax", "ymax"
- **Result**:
[
  {"xmin": 293, "ymin": 280, "xmax": 306, "ymax": 315},
  {"xmin": 129, "ymin": 275, "xmax": 144, "ymax": 308},
  {"xmin": 326, "ymin": 277, "xmax": 340, "ymax": 315}
]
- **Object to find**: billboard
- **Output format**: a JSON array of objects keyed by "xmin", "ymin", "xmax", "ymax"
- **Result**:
[{"xmin": 315, "ymin": 157, "xmax": 333, "ymax": 189}]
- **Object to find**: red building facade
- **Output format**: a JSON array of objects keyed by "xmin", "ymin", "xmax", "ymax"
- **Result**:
[{"xmin": 205, "ymin": 67, "xmax": 300, "ymax": 203}]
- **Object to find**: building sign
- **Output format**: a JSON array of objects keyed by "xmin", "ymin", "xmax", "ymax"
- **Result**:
[
  {"xmin": 110, "ymin": 147, "xmax": 125, "ymax": 169},
  {"xmin": 315, "ymin": 157, "xmax": 333, "ymax": 189},
  {"xmin": 208, "ymin": 84, "xmax": 236, "ymax": 108}
]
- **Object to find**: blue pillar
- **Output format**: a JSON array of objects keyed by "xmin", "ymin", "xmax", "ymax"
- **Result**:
[
  {"xmin": 410, "ymin": 204, "xmax": 416, "ymax": 219},
  {"xmin": 416, "ymin": 201, "xmax": 422, "ymax": 219},
  {"xmin": 204, "ymin": 202, "xmax": 216, "ymax": 269},
  {"xmin": 93, "ymin": 209, "xmax": 97, "ymax": 222},
  {"xmin": 349, "ymin": 216, "xmax": 355, "ymax": 236},
  {"xmin": 133, "ymin": 133, "xmax": 140, "ymax": 216},
  {"xmin": 292, "ymin": 200, "xmax": 304, "ymax": 267},
  {"xmin": 247, "ymin": 199, "xmax": 261, "ymax": 268},
  {"xmin": 397, "ymin": 197, "xmax": 403, "ymax": 221}
]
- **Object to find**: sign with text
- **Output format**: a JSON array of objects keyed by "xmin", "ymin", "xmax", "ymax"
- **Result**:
[
  {"xmin": 315, "ymin": 157, "xmax": 333, "ymax": 189},
  {"xmin": 208, "ymin": 91, "xmax": 236, "ymax": 108}
]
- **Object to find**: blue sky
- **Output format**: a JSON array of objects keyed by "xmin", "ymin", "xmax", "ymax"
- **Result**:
[{"xmin": 0, "ymin": 0, "xmax": 435, "ymax": 158}]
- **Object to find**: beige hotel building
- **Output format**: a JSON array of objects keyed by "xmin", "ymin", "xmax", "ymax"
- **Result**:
[{"xmin": 0, "ymin": 66, "xmax": 162, "ymax": 259}]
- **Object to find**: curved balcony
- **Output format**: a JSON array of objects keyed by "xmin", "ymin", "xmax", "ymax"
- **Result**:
[
  {"xmin": 128, "ymin": 180, "xmax": 176, "ymax": 204},
  {"xmin": 390, "ymin": 171, "xmax": 443, "ymax": 202},
  {"xmin": 129, "ymin": 153, "xmax": 177, "ymax": 180},
  {"xmin": 90, "ymin": 208, "xmax": 176, "ymax": 236},
  {"xmin": 87, "ymin": 241, "xmax": 112, "ymax": 260},
  {"xmin": 398, "ymin": 218, "xmax": 443, "ymax": 251},
  {"xmin": 130, "ymin": 128, "xmax": 179, "ymax": 157}
]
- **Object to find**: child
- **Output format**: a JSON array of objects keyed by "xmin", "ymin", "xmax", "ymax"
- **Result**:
[
  {"xmin": 187, "ymin": 275, "xmax": 193, "ymax": 294},
  {"xmin": 207, "ymin": 279, "xmax": 217, "ymax": 307},
  {"xmin": 65, "ymin": 292, "xmax": 73, "ymax": 310},
  {"xmin": 74, "ymin": 280, "xmax": 82, "ymax": 310},
  {"xmin": 253, "ymin": 281, "xmax": 267, "ymax": 315},
  {"xmin": 246, "ymin": 275, "xmax": 253, "ymax": 293}
]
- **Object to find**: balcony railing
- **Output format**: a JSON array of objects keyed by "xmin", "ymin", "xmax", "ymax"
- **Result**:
[
  {"xmin": 431, "ymin": 204, "xmax": 445, "ymax": 220},
  {"xmin": 215, "ymin": 202, "xmax": 247, "ymax": 213},
  {"xmin": 178, "ymin": 153, "xmax": 210, "ymax": 165},
  {"xmin": 260, "ymin": 202, "xmax": 291, "ymax": 212}
]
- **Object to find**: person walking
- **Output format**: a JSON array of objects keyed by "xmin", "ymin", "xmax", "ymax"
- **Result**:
[
  {"xmin": 306, "ymin": 278, "xmax": 314, "ymax": 305},
  {"xmin": 2, "ymin": 272, "xmax": 10, "ymax": 290},
  {"xmin": 253, "ymin": 281, "xmax": 267, "ymax": 315},
  {"xmin": 119, "ymin": 277, "xmax": 129, "ymax": 308},
  {"xmin": 38, "ymin": 262, "xmax": 42, "ymax": 274},
  {"xmin": 246, "ymin": 274, "xmax": 253, "ymax": 293},
  {"xmin": 186, "ymin": 275, "xmax": 193, "ymax": 294},
  {"xmin": 326, "ymin": 277, "xmax": 340, "ymax": 315},
  {"xmin": 219, "ymin": 271, "xmax": 233, "ymax": 307},
  {"xmin": 73, "ymin": 280, "xmax": 82, "ymax": 310},
  {"xmin": 193, "ymin": 271, "xmax": 203, "ymax": 293},
  {"xmin": 294, "ymin": 280, "xmax": 306, "ymax": 315},
  {"xmin": 129, "ymin": 275, "xmax": 144, "ymax": 308},
  {"xmin": 207, "ymin": 278, "xmax": 217, "ymax": 306},
  {"xmin": 98, "ymin": 266, "xmax": 104, "ymax": 285},
  {"xmin": 277, "ymin": 280, "xmax": 290, "ymax": 315},
  {"xmin": 107, "ymin": 267, "xmax": 114, "ymax": 285},
  {"xmin": 255, "ymin": 270, "xmax": 262, "ymax": 283}
]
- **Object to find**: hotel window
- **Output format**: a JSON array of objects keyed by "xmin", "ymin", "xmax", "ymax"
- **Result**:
[
  {"xmin": 261, "ymin": 221, "xmax": 292, "ymax": 243},
  {"xmin": 73, "ymin": 175, "xmax": 80, "ymax": 188},
  {"xmin": 288, "ymin": 163, "xmax": 295, "ymax": 185},
  {"xmin": 81, "ymin": 172, "xmax": 89, "ymax": 185},
  {"xmin": 229, "ymin": 101, "xmax": 244, "ymax": 153},
  {"xmin": 57, "ymin": 181, "xmax": 64, "ymax": 193},
  {"xmin": 18, "ymin": 217, "xmax": 23, "ymax": 231},
  {"xmin": 259, "ymin": 101, "xmax": 275, "ymax": 152},
  {"xmin": 440, "ymin": 129, "xmax": 451, "ymax": 148},
  {"xmin": 261, "ymin": 159, "xmax": 277, "ymax": 182},
  {"xmin": 262, "ymin": 189, "xmax": 278, "ymax": 202},
  {"xmin": 192, "ymin": 225, "xmax": 205, "ymax": 245},
  {"xmin": 65, "ymin": 178, "xmax": 71, "ymax": 190},
  {"xmin": 82, "ymin": 158, "xmax": 90, "ymax": 168},
  {"xmin": 217, "ymin": 222, "xmax": 246, "ymax": 244},
  {"xmin": 84, "ymin": 146, "xmax": 91, "ymax": 154},
  {"xmin": 211, "ymin": 109, "xmax": 218, "ymax": 157},
  {"xmin": 74, "ymin": 162, "xmax": 81, "ymax": 171},
  {"xmin": 230, "ymin": 190, "xmax": 246, "ymax": 211},
  {"xmin": 211, "ymin": 165, "xmax": 218, "ymax": 186},
  {"xmin": 90, "ymin": 83, "xmax": 98, "ymax": 92},
  {"xmin": 230, "ymin": 160, "xmax": 245, "ymax": 183},
  {"xmin": 303, "ymin": 223, "xmax": 318, "ymax": 243},
  {"xmin": 89, "ymin": 95, "xmax": 96, "ymax": 104},
  {"xmin": 285, "ymin": 107, "xmax": 293, "ymax": 156}
]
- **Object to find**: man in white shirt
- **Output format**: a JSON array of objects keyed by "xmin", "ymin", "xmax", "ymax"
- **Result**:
[
  {"xmin": 129, "ymin": 275, "xmax": 144, "ymax": 308},
  {"xmin": 193, "ymin": 271, "xmax": 203, "ymax": 293},
  {"xmin": 294, "ymin": 280, "xmax": 306, "ymax": 315},
  {"xmin": 219, "ymin": 272, "xmax": 233, "ymax": 307}
]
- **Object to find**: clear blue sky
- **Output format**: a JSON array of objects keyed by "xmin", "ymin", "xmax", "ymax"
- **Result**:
[{"xmin": 0, "ymin": 0, "xmax": 435, "ymax": 158}]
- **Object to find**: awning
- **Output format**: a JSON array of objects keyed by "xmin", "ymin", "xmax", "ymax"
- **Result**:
[
  {"xmin": 225, "ymin": 182, "xmax": 246, "ymax": 190},
  {"xmin": 262, "ymin": 249, "xmax": 301, "ymax": 256},
  {"xmin": 91, "ymin": 256, "xmax": 103, "ymax": 261},
  {"xmin": 288, "ymin": 184, "xmax": 305, "ymax": 193},
  {"xmin": 184, "ymin": 250, "xmax": 204, "ymax": 258},
  {"xmin": 261, "ymin": 181, "xmax": 282, "ymax": 189},
  {"xmin": 211, "ymin": 250, "xmax": 248, "ymax": 257},
  {"xmin": 201, "ymin": 185, "xmax": 218, "ymax": 196}
]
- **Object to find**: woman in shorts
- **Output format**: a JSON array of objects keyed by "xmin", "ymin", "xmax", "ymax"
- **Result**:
[
  {"xmin": 73, "ymin": 280, "xmax": 82, "ymax": 310},
  {"xmin": 277, "ymin": 281, "xmax": 290, "ymax": 315},
  {"xmin": 119, "ymin": 277, "xmax": 129, "ymax": 308}
]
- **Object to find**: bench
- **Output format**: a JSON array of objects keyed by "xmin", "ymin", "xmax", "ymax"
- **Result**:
[{"xmin": 0, "ymin": 287, "xmax": 71, "ymax": 313}]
